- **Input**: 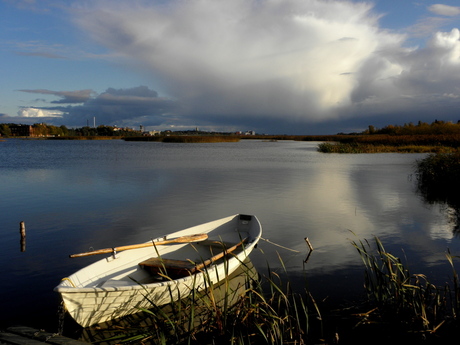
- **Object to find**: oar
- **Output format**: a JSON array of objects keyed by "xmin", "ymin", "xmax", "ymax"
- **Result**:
[
  {"xmin": 69, "ymin": 234, "xmax": 209, "ymax": 258},
  {"xmin": 192, "ymin": 237, "xmax": 248, "ymax": 272}
]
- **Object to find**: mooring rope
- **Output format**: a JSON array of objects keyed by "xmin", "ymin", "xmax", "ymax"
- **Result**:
[
  {"xmin": 259, "ymin": 237, "xmax": 300, "ymax": 252},
  {"xmin": 60, "ymin": 277, "xmax": 76, "ymax": 287}
]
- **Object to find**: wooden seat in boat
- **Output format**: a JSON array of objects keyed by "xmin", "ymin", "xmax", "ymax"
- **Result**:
[{"xmin": 139, "ymin": 257, "xmax": 197, "ymax": 278}]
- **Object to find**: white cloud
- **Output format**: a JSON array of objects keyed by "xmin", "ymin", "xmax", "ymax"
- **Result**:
[
  {"xmin": 429, "ymin": 4, "xmax": 460, "ymax": 17},
  {"xmin": 19, "ymin": 107, "xmax": 63, "ymax": 117},
  {"xmin": 74, "ymin": 1, "xmax": 397, "ymax": 118},
  {"xmin": 65, "ymin": 1, "xmax": 460, "ymax": 132}
]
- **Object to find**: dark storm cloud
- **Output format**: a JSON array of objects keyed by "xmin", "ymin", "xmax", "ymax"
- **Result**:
[
  {"xmin": 55, "ymin": 86, "xmax": 178, "ymax": 127},
  {"xmin": 69, "ymin": 0, "xmax": 460, "ymax": 133}
]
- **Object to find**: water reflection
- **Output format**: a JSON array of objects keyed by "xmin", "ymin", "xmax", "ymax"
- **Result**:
[{"xmin": 77, "ymin": 259, "xmax": 258, "ymax": 344}]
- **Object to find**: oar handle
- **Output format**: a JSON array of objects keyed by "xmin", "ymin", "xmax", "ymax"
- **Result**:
[{"xmin": 70, "ymin": 234, "xmax": 208, "ymax": 258}]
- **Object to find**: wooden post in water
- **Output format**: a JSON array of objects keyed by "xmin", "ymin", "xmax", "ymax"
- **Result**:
[{"xmin": 20, "ymin": 221, "xmax": 26, "ymax": 252}]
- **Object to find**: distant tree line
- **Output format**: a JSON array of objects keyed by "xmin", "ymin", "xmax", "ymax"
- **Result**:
[
  {"xmin": 364, "ymin": 120, "xmax": 460, "ymax": 135},
  {"xmin": 0, "ymin": 123, "xmax": 142, "ymax": 138}
]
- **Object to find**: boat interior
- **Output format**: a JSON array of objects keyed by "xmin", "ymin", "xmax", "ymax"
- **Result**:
[{"xmin": 97, "ymin": 239, "xmax": 248, "ymax": 287}]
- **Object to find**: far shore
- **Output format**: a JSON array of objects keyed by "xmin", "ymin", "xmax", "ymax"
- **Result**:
[{"xmin": 2, "ymin": 132, "xmax": 459, "ymax": 153}]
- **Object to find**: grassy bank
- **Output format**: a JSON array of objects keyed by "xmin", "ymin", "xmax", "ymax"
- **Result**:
[{"xmin": 317, "ymin": 134, "xmax": 460, "ymax": 153}]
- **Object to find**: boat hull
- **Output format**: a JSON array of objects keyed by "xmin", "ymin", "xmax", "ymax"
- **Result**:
[{"xmin": 55, "ymin": 214, "xmax": 261, "ymax": 327}]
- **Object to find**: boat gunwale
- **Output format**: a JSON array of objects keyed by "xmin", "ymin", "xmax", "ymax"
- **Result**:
[
  {"xmin": 54, "ymin": 243, "xmax": 257, "ymax": 293},
  {"xmin": 55, "ymin": 214, "xmax": 261, "ymax": 294}
]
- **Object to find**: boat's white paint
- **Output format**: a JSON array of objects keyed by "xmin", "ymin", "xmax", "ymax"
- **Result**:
[{"xmin": 54, "ymin": 214, "xmax": 261, "ymax": 327}]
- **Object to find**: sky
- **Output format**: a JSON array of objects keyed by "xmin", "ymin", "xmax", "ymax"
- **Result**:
[{"xmin": 1, "ymin": 0, "xmax": 460, "ymax": 134}]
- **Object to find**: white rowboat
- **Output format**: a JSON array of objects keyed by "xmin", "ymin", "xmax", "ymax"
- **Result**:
[{"xmin": 54, "ymin": 214, "xmax": 262, "ymax": 327}]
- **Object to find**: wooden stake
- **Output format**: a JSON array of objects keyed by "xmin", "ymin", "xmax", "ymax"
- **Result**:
[
  {"xmin": 304, "ymin": 237, "xmax": 314, "ymax": 263},
  {"xmin": 20, "ymin": 221, "xmax": 26, "ymax": 252}
]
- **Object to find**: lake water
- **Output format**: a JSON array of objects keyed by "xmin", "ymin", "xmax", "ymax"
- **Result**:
[{"xmin": 1, "ymin": 139, "xmax": 459, "ymax": 332}]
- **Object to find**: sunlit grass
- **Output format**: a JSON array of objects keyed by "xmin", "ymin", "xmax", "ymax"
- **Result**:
[
  {"xmin": 317, "ymin": 142, "xmax": 459, "ymax": 153},
  {"xmin": 350, "ymin": 236, "xmax": 460, "ymax": 342},
  {"xmin": 83, "ymin": 236, "xmax": 460, "ymax": 344},
  {"xmin": 317, "ymin": 134, "xmax": 460, "ymax": 153},
  {"xmin": 93, "ymin": 256, "xmax": 317, "ymax": 345}
]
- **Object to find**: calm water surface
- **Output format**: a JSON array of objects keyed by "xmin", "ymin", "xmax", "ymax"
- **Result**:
[{"xmin": 1, "ymin": 139, "xmax": 458, "ymax": 331}]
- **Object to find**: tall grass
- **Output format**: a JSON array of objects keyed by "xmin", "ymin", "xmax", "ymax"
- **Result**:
[
  {"xmin": 318, "ymin": 142, "xmax": 458, "ymax": 154},
  {"xmin": 81, "ymin": 236, "xmax": 460, "ymax": 344},
  {"xmin": 317, "ymin": 134, "xmax": 460, "ymax": 153},
  {"xmin": 415, "ymin": 152, "xmax": 460, "ymax": 233},
  {"xmin": 416, "ymin": 152, "xmax": 460, "ymax": 191},
  {"xmin": 91, "ymin": 257, "xmax": 316, "ymax": 345},
  {"xmin": 351, "ymin": 237, "xmax": 460, "ymax": 341}
]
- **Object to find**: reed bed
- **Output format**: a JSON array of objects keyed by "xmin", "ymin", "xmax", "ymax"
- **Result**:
[
  {"xmin": 338, "ymin": 134, "xmax": 460, "ymax": 147},
  {"xmin": 351, "ymin": 237, "xmax": 460, "ymax": 342},
  {"xmin": 317, "ymin": 134, "xmax": 460, "ymax": 153},
  {"xmin": 316, "ymin": 142, "xmax": 456, "ymax": 153},
  {"xmin": 415, "ymin": 152, "xmax": 460, "ymax": 191},
  {"xmin": 91, "ymin": 257, "xmax": 317, "ymax": 345},
  {"xmin": 82, "ymin": 233, "xmax": 460, "ymax": 344},
  {"xmin": 415, "ymin": 152, "xmax": 460, "ymax": 234}
]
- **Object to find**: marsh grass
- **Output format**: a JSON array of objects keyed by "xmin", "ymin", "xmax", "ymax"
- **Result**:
[
  {"xmin": 318, "ymin": 142, "xmax": 458, "ymax": 154},
  {"xmin": 415, "ymin": 152, "xmax": 460, "ymax": 233},
  {"xmin": 95, "ymin": 256, "xmax": 316, "ymax": 345},
  {"xmin": 83, "ymin": 236, "xmax": 460, "ymax": 344},
  {"xmin": 415, "ymin": 152, "xmax": 460, "ymax": 192},
  {"xmin": 351, "ymin": 237, "xmax": 460, "ymax": 342},
  {"xmin": 317, "ymin": 134, "xmax": 460, "ymax": 153}
]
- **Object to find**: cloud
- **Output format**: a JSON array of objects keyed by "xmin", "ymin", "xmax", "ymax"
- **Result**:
[
  {"xmin": 19, "ymin": 89, "xmax": 94, "ymax": 103},
  {"xmin": 429, "ymin": 4, "xmax": 460, "ymax": 17},
  {"xmin": 18, "ymin": 107, "xmax": 63, "ymax": 118},
  {"xmin": 38, "ymin": 86, "xmax": 178, "ymax": 127},
  {"xmin": 68, "ymin": 0, "xmax": 460, "ymax": 132},
  {"xmin": 6, "ymin": 0, "xmax": 456, "ymax": 134},
  {"xmin": 72, "ymin": 1, "xmax": 392, "ymax": 121}
]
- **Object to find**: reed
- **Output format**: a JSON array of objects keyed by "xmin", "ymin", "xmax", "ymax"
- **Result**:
[
  {"xmin": 317, "ymin": 134, "xmax": 460, "ymax": 153},
  {"xmin": 85, "ymin": 237, "xmax": 460, "ymax": 344},
  {"xmin": 351, "ymin": 237, "xmax": 460, "ymax": 341},
  {"xmin": 98, "ymin": 256, "xmax": 316, "ymax": 344},
  {"xmin": 339, "ymin": 134, "xmax": 460, "ymax": 147},
  {"xmin": 415, "ymin": 152, "xmax": 460, "ymax": 190},
  {"xmin": 415, "ymin": 152, "xmax": 460, "ymax": 234},
  {"xmin": 318, "ymin": 142, "xmax": 458, "ymax": 154}
]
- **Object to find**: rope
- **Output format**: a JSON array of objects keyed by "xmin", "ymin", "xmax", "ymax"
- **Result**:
[
  {"xmin": 259, "ymin": 237, "xmax": 300, "ymax": 252},
  {"xmin": 60, "ymin": 277, "xmax": 76, "ymax": 287}
]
